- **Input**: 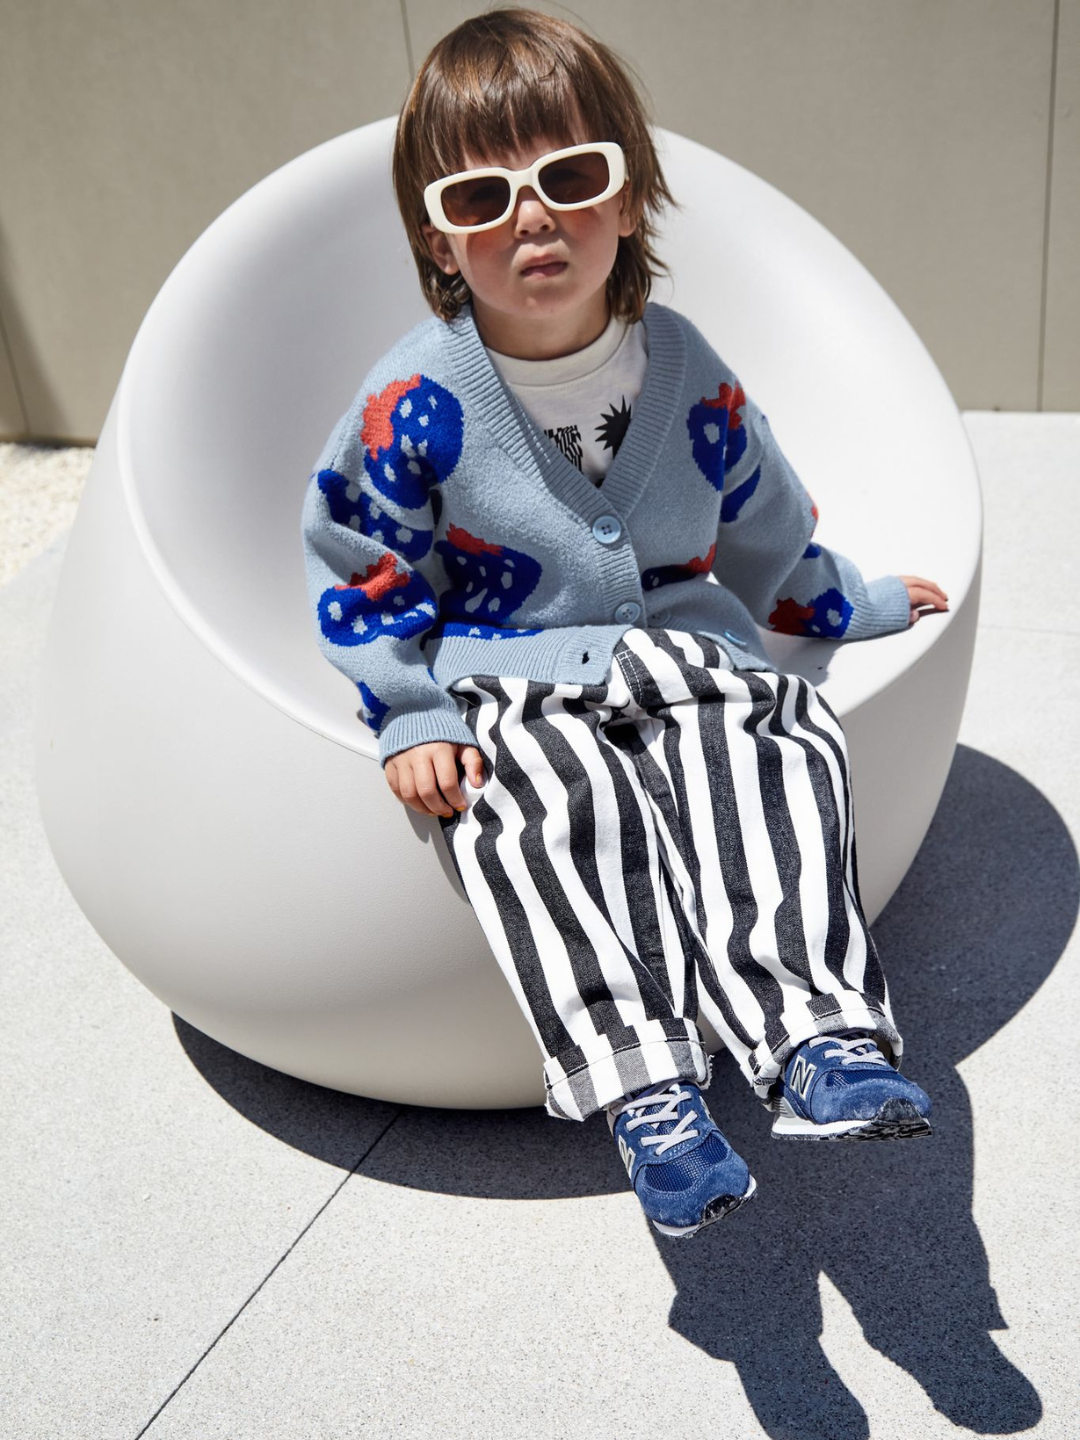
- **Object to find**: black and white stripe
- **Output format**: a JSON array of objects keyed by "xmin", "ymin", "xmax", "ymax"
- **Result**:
[{"xmin": 440, "ymin": 627, "xmax": 901, "ymax": 1122}]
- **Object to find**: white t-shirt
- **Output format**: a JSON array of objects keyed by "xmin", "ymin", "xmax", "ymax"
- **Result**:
[{"xmin": 485, "ymin": 312, "xmax": 649, "ymax": 486}]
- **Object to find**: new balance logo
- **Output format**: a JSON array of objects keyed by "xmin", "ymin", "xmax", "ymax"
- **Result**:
[
  {"xmin": 788, "ymin": 1056, "xmax": 818, "ymax": 1100},
  {"xmin": 618, "ymin": 1134, "xmax": 635, "ymax": 1181}
]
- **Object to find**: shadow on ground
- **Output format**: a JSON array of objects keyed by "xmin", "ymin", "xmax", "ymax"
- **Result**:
[{"xmin": 178, "ymin": 743, "xmax": 1075, "ymax": 1436}]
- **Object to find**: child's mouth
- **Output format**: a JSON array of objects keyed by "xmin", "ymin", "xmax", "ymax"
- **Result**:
[{"xmin": 521, "ymin": 261, "xmax": 567, "ymax": 278}]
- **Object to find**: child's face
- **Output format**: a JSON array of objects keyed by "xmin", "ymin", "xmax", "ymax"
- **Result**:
[{"xmin": 422, "ymin": 125, "xmax": 637, "ymax": 357}]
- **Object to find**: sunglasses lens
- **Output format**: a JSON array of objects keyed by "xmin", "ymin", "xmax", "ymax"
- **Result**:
[
  {"xmin": 440, "ymin": 175, "xmax": 512, "ymax": 229},
  {"xmin": 537, "ymin": 149, "xmax": 611, "ymax": 206}
]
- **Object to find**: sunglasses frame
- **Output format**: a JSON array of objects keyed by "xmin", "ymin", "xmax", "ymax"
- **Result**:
[{"xmin": 423, "ymin": 141, "xmax": 627, "ymax": 235}]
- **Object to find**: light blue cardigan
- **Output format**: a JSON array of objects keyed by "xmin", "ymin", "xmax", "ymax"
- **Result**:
[{"xmin": 301, "ymin": 300, "xmax": 911, "ymax": 767}]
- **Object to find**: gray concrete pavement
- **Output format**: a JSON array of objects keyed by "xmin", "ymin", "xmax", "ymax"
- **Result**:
[{"xmin": 1, "ymin": 415, "xmax": 1077, "ymax": 1438}]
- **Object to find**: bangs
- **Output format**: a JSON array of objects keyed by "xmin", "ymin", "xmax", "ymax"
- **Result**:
[{"xmin": 415, "ymin": 30, "xmax": 622, "ymax": 179}]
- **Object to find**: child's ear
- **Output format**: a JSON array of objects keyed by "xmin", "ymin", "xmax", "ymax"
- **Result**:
[
  {"xmin": 617, "ymin": 188, "xmax": 640, "ymax": 239},
  {"xmin": 421, "ymin": 223, "xmax": 461, "ymax": 276}
]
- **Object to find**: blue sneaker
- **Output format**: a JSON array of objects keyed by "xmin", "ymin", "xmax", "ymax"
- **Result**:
[
  {"xmin": 772, "ymin": 1032, "xmax": 933, "ymax": 1140},
  {"xmin": 606, "ymin": 1079, "xmax": 756, "ymax": 1238}
]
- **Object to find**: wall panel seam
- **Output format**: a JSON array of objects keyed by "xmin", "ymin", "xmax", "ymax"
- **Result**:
[
  {"xmin": 400, "ymin": 0, "xmax": 415, "ymax": 78},
  {"xmin": 0, "ymin": 301, "xmax": 29, "ymax": 438},
  {"xmin": 1038, "ymin": 0, "xmax": 1062, "ymax": 412}
]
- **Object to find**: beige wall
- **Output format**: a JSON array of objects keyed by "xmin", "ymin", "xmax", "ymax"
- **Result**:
[
  {"xmin": 0, "ymin": 0, "xmax": 1076, "ymax": 441},
  {"xmin": 0, "ymin": 0, "xmax": 411, "ymax": 443}
]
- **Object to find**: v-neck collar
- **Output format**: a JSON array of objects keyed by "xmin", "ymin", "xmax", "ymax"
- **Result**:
[{"xmin": 442, "ymin": 300, "xmax": 687, "ymax": 521}]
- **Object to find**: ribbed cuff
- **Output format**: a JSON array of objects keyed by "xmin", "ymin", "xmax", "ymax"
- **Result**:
[
  {"xmin": 846, "ymin": 574, "xmax": 912, "ymax": 640},
  {"xmin": 377, "ymin": 703, "xmax": 477, "ymax": 769}
]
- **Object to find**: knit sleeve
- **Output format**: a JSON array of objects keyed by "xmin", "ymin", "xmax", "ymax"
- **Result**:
[
  {"xmin": 300, "ymin": 371, "xmax": 477, "ymax": 768},
  {"xmin": 708, "ymin": 379, "xmax": 911, "ymax": 642}
]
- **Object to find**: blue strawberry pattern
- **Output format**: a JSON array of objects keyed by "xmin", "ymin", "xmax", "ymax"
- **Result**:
[
  {"xmin": 687, "ymin": 380, "xmax": 749, "ymax": 493},
  {"xmin": 316, "ymin": 468, "xmax": 433, "ymax": 565},
  {"xmin": 433, "ymin": 524, "xmax": 543, "ymax": 635},
  {"xmin": 356, "ymin": 679, "xmax": 391, "ymax": 733},
  {"xmin": 318, "ymin": 552, "xmax": 438, "ymax": 647},
  {"xmin": 361, "ymin": 374, "xmax": 464, "ymax": 512}
]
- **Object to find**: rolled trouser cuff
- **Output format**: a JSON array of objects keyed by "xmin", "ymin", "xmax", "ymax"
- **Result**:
[{"xmin": 543, "ymin": 1021, "xmax": 713, "ymax": 1122}]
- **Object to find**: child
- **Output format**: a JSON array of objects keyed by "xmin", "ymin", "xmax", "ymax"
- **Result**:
[{"xmin": 301, "ymin": 8, "xmax": 948, "ymax": 1239}]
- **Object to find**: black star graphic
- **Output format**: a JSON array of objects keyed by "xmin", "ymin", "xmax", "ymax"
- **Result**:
[{"xmin": 596, "ymin": 397, "xmax": 632, "ymax": 457}]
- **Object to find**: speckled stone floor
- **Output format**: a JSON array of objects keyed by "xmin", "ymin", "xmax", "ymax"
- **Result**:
[
  {"xmin": 0, "ymin": 441, "xmax": 94, "ymax": 585},
  {"xmin": 2, "ymin": 417, "xmax": 1078, "ymax": 1439}
]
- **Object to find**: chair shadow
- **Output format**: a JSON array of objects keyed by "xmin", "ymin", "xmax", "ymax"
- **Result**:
[{"xmin": 176, "ymin": 743, "xmax": 1074, "ymax": 1437}]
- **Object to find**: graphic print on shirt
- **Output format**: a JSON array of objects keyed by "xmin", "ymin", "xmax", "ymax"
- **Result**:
[
  {"xmin": 543, "ymin": 397, "xmax": 632, "ymax": 479},
  {"xmin": 596, "ymin": 397, "xmax": 632, "ymax": 458},
  {"xmin": 544, "ymin": 425, "xmax": 584, "ymax": 471},
  {"xmin": 432, "ymin": 525, "xmax": 544, "ymax": 641},
  {"xmin": 687, "ymin": 381, "xmax": 762, "ymax": 521},
  {"xmin": 642, "ymin": 542, "xmax": 717, "ymax": 594}
]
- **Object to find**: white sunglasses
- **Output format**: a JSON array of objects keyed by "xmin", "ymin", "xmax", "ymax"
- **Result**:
[{"xmin": 423, "ymin": 141, "xmax": 626, "ymax": 235}]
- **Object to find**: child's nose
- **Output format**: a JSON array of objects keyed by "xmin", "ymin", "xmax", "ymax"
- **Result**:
[{"xmin": 513, "ymin": 187, "xmax": 555, "ymax": 233}]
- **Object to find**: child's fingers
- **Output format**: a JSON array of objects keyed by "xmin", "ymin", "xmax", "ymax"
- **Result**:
[
  {"xmin": 897, "ymin": 575, "xmax": 950, "ymax": 629},
  {"xmin": 432, "ymin": 748, "xmax": 468, "ymax": 816},
  {"xmin": 460, "ymin": 744, "xmax": 486, "ymax": 788},
  {"xmin": 386, "ymin": 743, "xmax": 484, "ymax": 818},
  {"xmin": 898, "ymin": 574, "xmax": 949, "ymax": 603},
  {"xmin": 919, "ymin": 581, "xmax": 949, "ymax": 603},
  {"xmin": 386, "ymin": 747, "xmax": 454, "ymax": 818},
  {"xmin": 406, "ymin": 752, "xmax": 453, "ymax": 818},
  {"xmin": 385, "ymin": 756, "xmax": 433, "ymax": 818}
]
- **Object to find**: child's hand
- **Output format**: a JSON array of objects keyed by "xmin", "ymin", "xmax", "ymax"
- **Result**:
[
  {"xmin": 384, "ymin": 740, "xmax": 486, "ymax": 818},
  {"xmin": 897, "ymin": 574, "xmax": 949, "ymax": 627}
]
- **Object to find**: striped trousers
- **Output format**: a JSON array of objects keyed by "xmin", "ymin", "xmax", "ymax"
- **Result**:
[{"xmin": 439, "ymin": 627, "xmax": 902, "ymax": 1122}]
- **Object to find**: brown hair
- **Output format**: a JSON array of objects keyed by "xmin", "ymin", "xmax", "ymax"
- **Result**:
[{"xmin": 392, "ymin": 7, "xmax": 677, "ymax": 323}]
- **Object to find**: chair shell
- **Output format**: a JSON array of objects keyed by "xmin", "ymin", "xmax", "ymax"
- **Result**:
[{"xmin": 34, "ymin": 118, "xmax": 981, "ymax": 1108}]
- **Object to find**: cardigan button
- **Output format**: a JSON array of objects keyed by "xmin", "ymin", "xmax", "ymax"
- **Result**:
[
  {"xmin": 592, "ymin": 514, "xmax": 622, "ymax": 544},
  {"xmin": 614, "ymin": 602, "xmax": 641, "ymax": 624},
  {"xmin": 723, "ymin": 629, "xmax": 746, "ymax": 645}
]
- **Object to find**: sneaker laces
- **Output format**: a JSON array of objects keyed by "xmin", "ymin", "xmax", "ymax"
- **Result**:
[
  {"xmin": 805, "ymin": 1033, "xmax": 890, "ymax": 1067},
  {"xmin": 609, "ymin": 1081, "xmax": 702, "ymax": 1157}
]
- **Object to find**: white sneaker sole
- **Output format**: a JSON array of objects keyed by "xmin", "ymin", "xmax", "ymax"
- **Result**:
[{"xmin": 772, "ymin": 1098, "xmax": 932, "ymax": 1141}]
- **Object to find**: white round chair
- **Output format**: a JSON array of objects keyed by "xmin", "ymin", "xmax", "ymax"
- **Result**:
[{"xmin": 34, "ymin": 117, "xmax": 981, "ymax": 1109}]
